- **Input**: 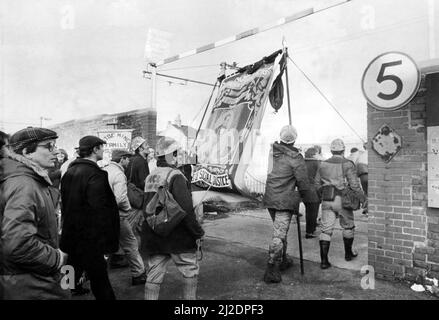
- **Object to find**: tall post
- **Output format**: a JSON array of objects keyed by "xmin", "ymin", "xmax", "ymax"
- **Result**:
[
  {"xmin": 150, "ymin": 63, "xmax": 157, "ymax": 110},
  {"xmin": 284, "ymin": 49, "xmax": 292, "ymax": 125}
]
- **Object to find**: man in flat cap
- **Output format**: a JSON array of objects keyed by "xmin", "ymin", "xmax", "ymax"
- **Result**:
[
  {"xmin": 60, "ymin": 135, "xmax": 120, "ymax": 300},
  {"xmin": 0, "ymin": 127, "xmax": 70, "ymax": 299},
  {"xmin": 103, "ymin": 149, "xmax": 146, "ymax": 286}
]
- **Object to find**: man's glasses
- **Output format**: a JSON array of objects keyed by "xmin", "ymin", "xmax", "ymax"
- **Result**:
[{"xmin": 37, "ymin": 142, "xmax": 57, "ymax": 152}]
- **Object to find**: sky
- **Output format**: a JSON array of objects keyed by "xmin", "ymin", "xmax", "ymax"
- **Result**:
[{"xmin": 0, "ymin": 0, "xmax": 437, "ymax": 146}]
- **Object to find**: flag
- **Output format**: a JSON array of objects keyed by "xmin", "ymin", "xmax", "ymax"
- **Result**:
[{"xmin": 193, "ymin": 49, "xmax": 285, "ymax": 195}]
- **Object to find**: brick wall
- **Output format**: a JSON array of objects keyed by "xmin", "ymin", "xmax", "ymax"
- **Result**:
[
  {"xmin": 368, "ymin": 73, "xmax": 439, "ymax": 281},
  {"xmin": 49, "ymin": 108, "xmax": 157, "ymax": 158}
]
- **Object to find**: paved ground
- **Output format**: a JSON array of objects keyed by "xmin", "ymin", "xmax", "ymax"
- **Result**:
[
  {"xmin": 73, "ymin": 208, "xmax": 437, "ymax": 300},
  {"xmin": 204, "ymin": 205, "xmax": 369, "ymax": 271}
]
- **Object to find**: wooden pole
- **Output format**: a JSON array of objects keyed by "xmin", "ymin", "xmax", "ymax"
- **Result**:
[{"xmin": 285, "ymin": 49, "xmax": 292, "ymax": 125}]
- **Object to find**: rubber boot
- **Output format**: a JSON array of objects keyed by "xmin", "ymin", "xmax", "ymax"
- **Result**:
[
  {"xmin": 319, "ymin": 240, "xmax": 331, "ymax": 269},
  {"xmin": 343, "ymin": 237, "xmax": 358, "ymax": 261},
  {"xmin": 182, "ymin": 276, "xmax": 198, "ymax": 300},
  {"xmin": 144, "ymin": 282, "xmax": 160, "ymax": 300},
  {"xmin": 263, "ymin": 262, "xmax": 282, "ymax": 283}
]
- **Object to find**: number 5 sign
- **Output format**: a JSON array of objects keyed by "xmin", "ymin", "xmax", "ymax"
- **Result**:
[{"xmin": 362, "ymin": 52, "xmax": 421, "ymax": 111}]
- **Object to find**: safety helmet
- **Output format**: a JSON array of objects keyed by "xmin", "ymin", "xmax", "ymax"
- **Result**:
[
  {"xmin": 330, "ymin": 138, "xmax": 345, "ymax": 152},
  {"xmin": 279, "ymin": 125, "xmax": 297, "ymax": 144},
  {"xmin": 130, "ymin": 136, "xmax": 146, "ymax": 152},
  {"xmin": 156, "ymin": 136, "xmax": 180, "ymax": 157}
]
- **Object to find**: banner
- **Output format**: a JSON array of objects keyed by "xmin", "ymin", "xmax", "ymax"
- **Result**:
[
  {"xmin": 193, "ymin": 51, "xmax": 283, "ymax": 195},
  {"xmin": 97, "ymin": 129, "xmax": 134, "ymax": 166}
]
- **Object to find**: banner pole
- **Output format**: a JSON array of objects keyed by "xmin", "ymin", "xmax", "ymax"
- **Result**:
[
  {"xmin": 285, "ymin": 48, "xmax": 292, "ymax": 125},
  {"xmin": 193, "ymin": 80, "xmax": 218, "ymax": 145},
  {"xmin": 296, "ymin": 213, "xmax": 304, "ymax": 275},
  {"xmin": 150, "ymin": 63, "xmax": 157, "ymax": 110}
]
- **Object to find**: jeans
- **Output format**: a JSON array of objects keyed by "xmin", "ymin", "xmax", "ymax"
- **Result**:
[
  {"xmin": 120, "ymin": 217, "xmax": 145, "ymax": 277},
  {"xmin": 126, "ymin": 209, "xmax": 144, "ymax": 245}
]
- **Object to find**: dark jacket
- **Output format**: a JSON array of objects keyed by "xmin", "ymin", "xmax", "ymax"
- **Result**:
[
  {"xmin": 125, "ymin": 153, "xmax": 150, "ymax": 190},
  {"xmin": 60, "ymin": 158, "xmax": 120, "ymax": 255},
  {"xmin": 263, "ymin": 142, "xmax": 318, "ymax": 211},
  {"xmin": 140, "ymin": 160, "xmax": 204, "ymax": 255},
  {"xmin": 178, "ymin": 164, "xmax": 193, "ymax": 190},
  {"xmin": 305, "ymin": 159, "xmax": 320, "ymax": 184},
  {"xmin": 0, "ymin": 152, "xmax": 70, "ymax": 300},
  {"xmin": 303, "ymin": 158, "xmax": 321, "ymax": 204}
]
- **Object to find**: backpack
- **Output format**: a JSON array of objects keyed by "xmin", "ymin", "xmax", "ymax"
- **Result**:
[
  {"xmin": 144, "ymin": 168, "xmax": 187, "ymax": 237},
  {"xmin": 340, "ymin": 161, "xmax": 366, "ymax": 210}
]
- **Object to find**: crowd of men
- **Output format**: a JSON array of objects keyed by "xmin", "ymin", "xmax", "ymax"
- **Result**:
[
  {"xmin": 0, "ymin": 127, "xmax": 203, "ymax": 300},
  {"xmin": 0, "ymin": 124, "xmax": 367, "ymax": 299}
]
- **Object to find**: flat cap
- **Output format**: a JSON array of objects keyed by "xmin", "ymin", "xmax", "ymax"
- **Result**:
[
  {"xmin": 9, "ymin": 127, "xmax": 58, "ymax": 152},
  {"xmin": 111, "ymin": 148, "xmax": 132, "ymax": 162},
  {"xmin": 78, "ymin": 135, "xmax": 106, "ymax": 150}
]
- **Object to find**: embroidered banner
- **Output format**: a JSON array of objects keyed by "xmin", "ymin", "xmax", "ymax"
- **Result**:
[{"xmin": 193, "ymin": 51, "xmax": 282, "ymax": 194}]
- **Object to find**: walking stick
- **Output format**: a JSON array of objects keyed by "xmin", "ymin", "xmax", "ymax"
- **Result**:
[
  {"xmin": 296, "ymin": 213, "xmax": 304, "ymax": 275},
  {"xmin": 283, "ymin": 42, "xmax": 304, "ymax": 275}
]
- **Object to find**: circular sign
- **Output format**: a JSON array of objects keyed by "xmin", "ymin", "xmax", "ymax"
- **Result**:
[{"xmin": 361, "ymin": 52, "xmax": 420, "ymax": 111}]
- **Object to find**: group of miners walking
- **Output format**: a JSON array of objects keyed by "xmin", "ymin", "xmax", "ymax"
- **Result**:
[
  {"xmin": 0, "ymin": 123, "xmax": 367, "ymax": 299},
  {"xmin": 262, "ymin": 125, "xmax": 367, "ymax": 283}
]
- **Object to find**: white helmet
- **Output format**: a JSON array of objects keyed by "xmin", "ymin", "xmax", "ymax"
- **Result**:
[
  {"xmin": 156, "ymin": 136, "xmax": 180, "ymax": 157},
  {"xmin": 130, "ymin": 136, "xmax": 146, "ymax": 152},
  {"xmin": 330, "ymin": 138, "xmax": 345, "ymax": 152},
  {"xmin": 279, "ymin": 125, "xmax": 297, "ymax": 144}
]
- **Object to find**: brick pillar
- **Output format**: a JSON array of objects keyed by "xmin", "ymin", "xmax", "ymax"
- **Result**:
[{"xmin": 368, "ymin": 74, "xmax": 439, "ymax": 281}]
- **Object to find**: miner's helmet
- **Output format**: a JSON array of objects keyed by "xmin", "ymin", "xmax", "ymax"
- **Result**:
[
  {"xmin": 130, "ymin": 136, "xmax": 146, "ymax": 152},
  {"xmin": 330, "ymin": 138, "xmax": 346, "ymax": 152},
  {"xmin": 279, "ymin": 125, "xmax": 297, "ymax": 144},
  {"xmin": 156, "ymin": 136, "xmax": 180, "ymax": 157}
]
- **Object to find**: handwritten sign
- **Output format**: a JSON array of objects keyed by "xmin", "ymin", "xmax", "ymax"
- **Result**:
[
  {"xmin": 428, "ymin": 126, "xmax": 439, "ymax": 208},
  {"xmin": 97, "ymin": 129, "xmax": 133, "ymax": 166}
]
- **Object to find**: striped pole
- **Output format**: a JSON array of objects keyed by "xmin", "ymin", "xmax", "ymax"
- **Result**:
[{"xmin": 152, "ymin": 0, "xmax": 351, "ymax": 67}]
